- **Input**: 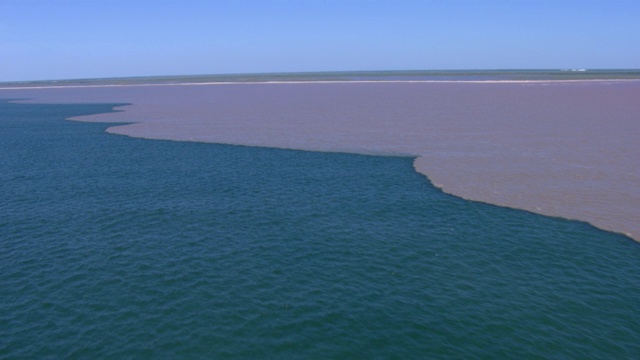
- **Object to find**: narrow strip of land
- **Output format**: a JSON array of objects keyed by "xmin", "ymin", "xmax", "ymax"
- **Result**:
[{"xmin": 2, "ymin": 78, "xmax": 639, "ymax": 91}]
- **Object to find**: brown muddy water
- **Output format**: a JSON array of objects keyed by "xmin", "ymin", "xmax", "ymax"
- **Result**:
[{"xmin": 2, "ymin": 81, "xmax": 639, "ymax": 241}]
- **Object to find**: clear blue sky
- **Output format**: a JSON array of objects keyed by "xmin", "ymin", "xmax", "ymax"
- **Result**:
[{"xmin": 1, "ymin": 0, "xmax": 639, "ymax": 81}]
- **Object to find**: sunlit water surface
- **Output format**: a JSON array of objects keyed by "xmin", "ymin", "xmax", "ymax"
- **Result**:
[{"xmin": 1, "ymin": 101, "xmax": 639, "ymax": 359}]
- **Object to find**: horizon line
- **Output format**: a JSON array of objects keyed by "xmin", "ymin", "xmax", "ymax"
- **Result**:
[{"xmin": 3, "ymin": 68, "xmax": 640, "ymax": 86}]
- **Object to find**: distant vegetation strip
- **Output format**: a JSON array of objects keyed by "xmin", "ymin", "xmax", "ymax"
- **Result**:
[{"xmin": 3, "ymin": 70, "xmax": 640, "ymax": 87}]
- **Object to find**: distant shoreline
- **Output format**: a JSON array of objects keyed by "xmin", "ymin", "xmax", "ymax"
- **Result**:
[
  {"xmin": 2, "ymin": 78, "xmax": 640, "ymax": 90},
  {"xmin": 2, "ymin": 69, "xmax": 640, "ymax": 89}
]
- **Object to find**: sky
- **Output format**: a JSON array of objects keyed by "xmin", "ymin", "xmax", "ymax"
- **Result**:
[{"xmin": 1, "ymin": 0, "xmax": 639, "ymax": 82}]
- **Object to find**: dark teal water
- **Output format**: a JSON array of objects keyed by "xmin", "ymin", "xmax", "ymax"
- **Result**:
[{"xmin": 1, "ymin": 100, "xmax": 639, "ymax": 359}]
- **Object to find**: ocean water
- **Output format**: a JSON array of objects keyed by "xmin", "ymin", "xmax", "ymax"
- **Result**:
[{"xmin": 1, "ymin": 100, "xmax": 639, "ymax": 359}]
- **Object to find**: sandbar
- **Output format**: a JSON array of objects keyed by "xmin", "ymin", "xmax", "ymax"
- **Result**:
[{"xmin": 2, "ymin": 80, "xmax": 639, "ymax": 241}]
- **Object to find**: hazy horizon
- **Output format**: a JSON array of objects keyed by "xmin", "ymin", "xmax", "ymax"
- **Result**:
[
  {"xmin": 2, "ymin": 0, "xmax": 639, "ymax": 82},
  {"xmin": 3, "ymin": 68, "xmax": 640, "ymax": 85}
]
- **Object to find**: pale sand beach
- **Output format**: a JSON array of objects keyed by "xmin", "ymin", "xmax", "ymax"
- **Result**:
[{"xmin": 2, "ymin": 81, "xmax": 639, "ymax": 241}]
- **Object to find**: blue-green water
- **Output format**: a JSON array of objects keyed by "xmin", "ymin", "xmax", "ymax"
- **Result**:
[{"xmin": 1, "ymin": 100, "xmax": 639, "ymax": 359}]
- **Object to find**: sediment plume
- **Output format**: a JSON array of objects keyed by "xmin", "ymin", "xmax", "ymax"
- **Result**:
[{"xmin": 2, "ymin": 81, "xmax": 639, "ymax": 241}]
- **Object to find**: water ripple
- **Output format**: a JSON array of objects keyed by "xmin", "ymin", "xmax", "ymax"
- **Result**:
[{"xmin": 1, "ymin": 101, "xmax": 639, "ymax": 359}]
